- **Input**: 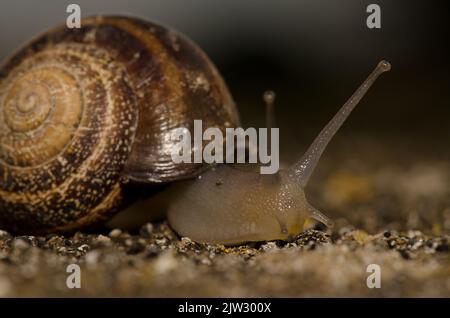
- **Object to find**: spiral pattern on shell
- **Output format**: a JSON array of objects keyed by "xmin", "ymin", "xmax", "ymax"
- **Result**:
[
  {"xmin": 0, "ymin": 16, "xmax": 239, "ymax": 234},
  {"xmin": 0, "ymin": 41, "xmax": 138, "ymax": 233}
]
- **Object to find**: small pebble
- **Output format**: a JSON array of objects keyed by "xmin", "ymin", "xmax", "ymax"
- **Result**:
[
  {"xmin": 78, "ymin": 244, "xmax": 90, "ymax": 252},
  {"xmin": 145, "ymin": 246, "xmax": 160, "ymax": 258},
  {"xmin": 156, "ymin": 238, "xmax": 168, "ymax": 246},
  {"xmin": 153, "ymin": 251, "xmax": 177, "ymax": 275},
  {"xmin": 435, "ymin": 243, "xmax": 449, "ymax": 252},
  {"xmin": 12, "ymin": 238, "xmax": 29, "ymax": 250},
  {"xmin": 125, "ymin": 239, "xmax": 133, "ymax": 247},
  {"xmin": 140, "ymin": 223, "xmax": 154, "ymax": 237},
  {"xmin": 109, "ymin": 229, "xmax": 122, "ymax": 238},
  {"xmin": 260, "ymin": 242, "xmax": 278, "ymax": 251},
  {"xmin": 64, "ymin": 239, "xmax": 73, "ymax": 246},
  {"xmin": 200, "ymin": 258, "xmax": 212, "ymax": 265},
  {"xmin": 85, "ymin": 251, "xmax": 100, "ymax": 265},
  {"xmin": 97, "ymin": 234, "xmax": 111, "ymax": 243}
]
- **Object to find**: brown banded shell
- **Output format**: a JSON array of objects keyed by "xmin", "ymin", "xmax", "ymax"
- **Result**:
[{"xmin": 0, "ymin": 16, "xmax": 239, "ymax": 234}]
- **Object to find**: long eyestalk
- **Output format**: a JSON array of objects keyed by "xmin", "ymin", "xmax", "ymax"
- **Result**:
[{"xmin": 289, "ymin": 60, "xmax": 391, "ymax": 187}]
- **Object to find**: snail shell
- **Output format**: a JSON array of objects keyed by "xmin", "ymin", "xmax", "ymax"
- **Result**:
[{"xmin": 0, "ymin": 16, "xmax": 239, "ymax": 234}]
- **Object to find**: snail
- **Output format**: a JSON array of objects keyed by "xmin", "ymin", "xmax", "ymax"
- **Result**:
[{"xmin": 0, "ymin": 15, "xmax": 391, "ymax": 244}]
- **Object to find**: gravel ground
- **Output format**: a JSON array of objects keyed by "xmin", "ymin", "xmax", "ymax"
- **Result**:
[{"xmin": 0, "ymin": 137, "xmax": 449, "ymax": 297}]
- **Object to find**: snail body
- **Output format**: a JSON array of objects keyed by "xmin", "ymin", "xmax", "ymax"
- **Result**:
[
  {"xmin": 0, "ymin": 15, "xmax": 390, "ymax": 244},
  {"xmin": 168, "ymin": 61, "xmax": 391, "ymax": 244},
  {"xmin": 0, "ymin": 16, "xmax": 239, "ymax": 234}
]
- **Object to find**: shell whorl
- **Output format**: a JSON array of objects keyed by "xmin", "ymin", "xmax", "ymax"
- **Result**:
[
  {"xmin": 0, "ymin": 40, "xmax": 138, "ymax": 233},
  {"xmin": 0, "ymin": 16, "xmax": 239, "ymax": 234}
]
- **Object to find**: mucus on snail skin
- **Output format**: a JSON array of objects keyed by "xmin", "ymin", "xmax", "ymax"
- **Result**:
[{"xmin": 168, "ymin": 60, "xmax": 391, "ymax": 245}]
